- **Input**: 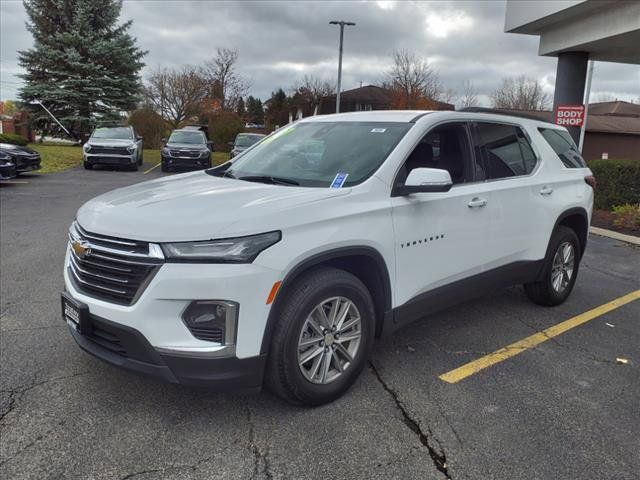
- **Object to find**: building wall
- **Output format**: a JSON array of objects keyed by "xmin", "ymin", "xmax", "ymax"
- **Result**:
[{"xmin": 583, "ymin": 132, "xmax": 640, "ymax": 161}]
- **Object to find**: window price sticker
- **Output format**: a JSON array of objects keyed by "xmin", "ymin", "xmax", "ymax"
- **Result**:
[{"xmin": 330, "ymin": 172, "xmax": 349, "ymax": 188}]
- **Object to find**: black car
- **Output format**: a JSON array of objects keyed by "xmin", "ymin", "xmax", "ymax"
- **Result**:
[
  {"xmin": 161, "ymin": 129, "xmax": 213, "ymax": 172},
  {"xmin": 0, "ymin": 143, "xmax": 41, "ymax": 174},
  {"xmin": 229, "ymin": 133, "xmax": 266, "ymax": 158},
  {"xmin": 0, "ymin": 150, "xmax": 17, "ymax": 180}
]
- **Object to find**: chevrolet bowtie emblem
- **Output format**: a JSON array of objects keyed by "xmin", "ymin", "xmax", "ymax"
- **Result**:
[{"xmin": 71, "ymin": 239, "xmax": 91, "ymax": 259}]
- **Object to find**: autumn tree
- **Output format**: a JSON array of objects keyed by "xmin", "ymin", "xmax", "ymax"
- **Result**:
[
  {"xmin": 143, "ymin": 66, "xmax": 208, "ymax": 128},
  {"xmin": 491, "ymin": 75, "xmax": 550, "ymax": 110},
  {"xmin": 203, "ymin": 48, "xmax": 250, "ymax": 112},
  {"xmin": 291, "ymin": 75, "xmax": 334, "ymax": 116},
  {"xmin": 385, "ymin": 49, "xmax": 442, "ymax": 109}
]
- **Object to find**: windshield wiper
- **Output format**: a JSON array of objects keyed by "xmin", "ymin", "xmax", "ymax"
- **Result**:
[{"xmin": 238, "ymin": 175, "xmax": 299, "ymax": 186}]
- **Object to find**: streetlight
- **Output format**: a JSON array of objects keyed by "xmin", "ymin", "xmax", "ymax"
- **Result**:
[{"xmin": 329, "ymin": 20, "xmax": 356, "ymax": 113}]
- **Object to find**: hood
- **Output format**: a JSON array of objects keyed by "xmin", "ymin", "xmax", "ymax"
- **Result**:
[
  {"xmin": 77, "ymin": 171, "xmax": 350, "ymax": 242},
  {"xmin": 165, "ymin": 142, "xmax": 208, "ymax": 150},
  {"xmin": 87, "ymin": 139, "xmax": 135, "ymax": 147},
  {"xmin": 0, "ymin": 143, "xmax": 37, "ymax": 155}
]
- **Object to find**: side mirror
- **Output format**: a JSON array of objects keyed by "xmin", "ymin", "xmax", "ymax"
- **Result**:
[
  {"xmin": 136, "ymin": 135, "xmax": 143, "ymax": 141},
  {"xmin": 393, "ymin": 168, "xmax": 453, "ymax": 196},
  {"xmin": 207, "ymin": 140, "xmax": 214, "ymax": 151},
  {"xmin": 228, "ymin": 141, "xmax": 234, "ymax": 147},
  {"xmin": 161, "ymin": 137, "xmax": 167, "ymax": 144}
]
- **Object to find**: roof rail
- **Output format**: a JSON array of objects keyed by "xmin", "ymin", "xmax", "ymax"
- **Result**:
[{"xmin": 459, "ymin": 107, "xmax": 550, "ymax": 122}]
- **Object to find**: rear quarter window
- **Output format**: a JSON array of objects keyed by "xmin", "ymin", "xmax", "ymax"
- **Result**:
[{"xmin": 538, "ymin": 128, "xmax": 586, "ymax": 168}]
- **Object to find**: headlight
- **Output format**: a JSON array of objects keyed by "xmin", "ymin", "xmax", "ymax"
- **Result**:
[
  {"xmin": 162, "ymin": 147, "xmax": 171, "ymax": 157},
  {"xmin": 126, "ymin": 144, "xmax": 137, "ymax": 153},
  {"xmin": 161, "ymin": 231, "xmax": 281, "ymax": 263},
  {"xmin": 200, "ymin": 149, "xmax": 209, "ymax": 157},
  {"xmin": 83, "ymin": 144, "xmax": 92, "ymax": 153}
]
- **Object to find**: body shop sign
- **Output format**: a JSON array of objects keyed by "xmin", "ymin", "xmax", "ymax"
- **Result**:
[{"xmin": 555, "ymin": 104, "xmax": 585, "ymax": 127}]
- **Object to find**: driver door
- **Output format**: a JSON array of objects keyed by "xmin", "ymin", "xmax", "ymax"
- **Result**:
[{"xmin": 390, "ymin": 122, "xmax": 494, "ymax": 325}]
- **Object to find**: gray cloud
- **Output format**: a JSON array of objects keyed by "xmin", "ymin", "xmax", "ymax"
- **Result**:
[{"xmin": 1, "ymin": 0, "xmax": 638, "ymax": 105}]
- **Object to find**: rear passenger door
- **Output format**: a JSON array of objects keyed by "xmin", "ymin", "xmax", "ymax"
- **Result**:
[{"xmin": 471, "ymin": 122, "xmax": 546, "ymax": 269}]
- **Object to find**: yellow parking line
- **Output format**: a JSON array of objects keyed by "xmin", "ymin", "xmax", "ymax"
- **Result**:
[
  {"xmin": 439, "ymin": 289, "xmax": 640, "ymax": 384},
  {"xmin": 144, "ymin": 163, "xmax": 160, "ymax": 174}
]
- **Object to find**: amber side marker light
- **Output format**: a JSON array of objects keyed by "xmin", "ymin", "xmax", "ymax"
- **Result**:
[
  {"xmin": 266, "ymin": 281, "xmax": 282, "ymax": 305},
  {"xmin": 585, "ymin": 175, "xmax": 597, "ymax": 189}
]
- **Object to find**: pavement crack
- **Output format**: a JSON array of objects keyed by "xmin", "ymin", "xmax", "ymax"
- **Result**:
[
  {"xmin": 369, "ymin": 361, "xmax": 452, "ymax": 479},
  {"xmin": 118, "ymin": 456, "xmax": 216, "ymax": 479},
  {"xmin": 246, "ymin": 402, "xmax": 273, "ymax": 480}
]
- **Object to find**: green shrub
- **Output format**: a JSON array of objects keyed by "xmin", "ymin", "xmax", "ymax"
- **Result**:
[
  {"xmin": 127, "ymin": 107, "xmax": 169, "ymax": 149},
  {"xmin": 612, "ymin": 204, "xmax": 640, "ymax": 230},
  {"xmin": 588, "ymin": 159, "xmax": 640, "ymax": 210},
  {"xmin": 0, "ymin": 133, "xmax": 29, "ymax": 146}
]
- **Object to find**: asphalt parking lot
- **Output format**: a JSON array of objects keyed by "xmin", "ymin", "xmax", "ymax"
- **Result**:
[{"xmin": 1, "ymin": 166, "xmax": 639, "ymax": 480}]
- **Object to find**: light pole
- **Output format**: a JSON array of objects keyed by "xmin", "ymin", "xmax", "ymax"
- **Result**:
[{"xmin": 329, "ymin": 20, "xmax": 355, "ymax": 113}]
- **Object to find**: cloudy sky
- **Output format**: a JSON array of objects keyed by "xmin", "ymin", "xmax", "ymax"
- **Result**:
[{"xmin": 1, "ymin": 0, "xmax": 638, "ymax": 106}]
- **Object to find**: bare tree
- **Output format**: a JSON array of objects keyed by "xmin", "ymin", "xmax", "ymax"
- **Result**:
[
  {"xmin": 458, "ymin": 80, "xmax": 479, "ymax": 108},
  {"xmin": 386, "ymin": 49, "xmax": 442, "ymax": 109},
  {"xmin": 491, "ymin": 75, "xmax": 550, "ymax": 110},
  {"xmin": 203, "ymin": 48, "xmax": 250, "ymax": 111},
  {"xmin": 291, "ymin": 75, "xmax": 335, "ymax": 115},
  {"xmin": 439, "ymin": 87, "xmax": 456, "ymax": 105},
  {"xmin": 144, "ymin": 66, "xmax": 208, "ymax": 128}
]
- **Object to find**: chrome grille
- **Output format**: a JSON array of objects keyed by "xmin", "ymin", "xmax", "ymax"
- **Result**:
[{"xmin": 67, "ymin": 222, "xmax": 163, "ymax": 305}]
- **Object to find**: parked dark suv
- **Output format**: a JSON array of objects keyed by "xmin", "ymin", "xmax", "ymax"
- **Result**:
[
  {"xmin": 229, "ymin": 133, "xmax": 265, "ymax": 158},
  {"xmin": 161, "ymin": 128, "xmax": 213, "ymax": 172}
]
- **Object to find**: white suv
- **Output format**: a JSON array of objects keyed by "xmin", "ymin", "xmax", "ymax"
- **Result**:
[{"xmin": 61, "ymin": 111, "xmax": 594, "ymax": 405}]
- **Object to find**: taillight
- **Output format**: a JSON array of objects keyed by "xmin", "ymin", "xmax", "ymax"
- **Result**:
[{"xmin": 584, "ymin": 175, "xmax": 596, "ymax": 189}]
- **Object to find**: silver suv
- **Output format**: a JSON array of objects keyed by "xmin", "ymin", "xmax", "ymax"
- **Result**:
[{"xmin": 83, "ymin": 126, "xmax": 143, "ymax": 171}]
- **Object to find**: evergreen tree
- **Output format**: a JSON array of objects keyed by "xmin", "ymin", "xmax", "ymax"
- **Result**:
[
  {"xmin": 246, "ymin": 96, "xmax": 264, "ymax": 125},
  {"xmin": 264, "ymin": 89, "xmax": 289, "ymax": 129},
  {"xmin": 235, "ymin": 96, "xmax": 245, "ymax": 118},
  {"xmin": 18, "ymin": 0, "xmax": 146, "ymax": 140}
]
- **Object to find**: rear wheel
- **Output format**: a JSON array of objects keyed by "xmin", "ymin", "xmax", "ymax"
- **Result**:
[
  {"xmin": 524, "ymin": 226, "xmax": 580, "ymax": 306},
  {"xmin": 265, "ymin": 267, "xmax": 375, "ymax": 406}
]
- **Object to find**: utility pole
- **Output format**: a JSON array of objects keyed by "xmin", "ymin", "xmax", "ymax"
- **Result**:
[
  {"xmin": 329, "ymin": 20, "xmax": 355, "ymax": 113},
  {"xmin": 579, "ymin": 60, "xmax": 595, "ymax": 153}
]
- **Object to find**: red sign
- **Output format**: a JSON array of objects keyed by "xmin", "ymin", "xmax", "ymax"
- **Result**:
[{"xmin": 555, "ymin": 104, "xmax": 585, "ymax": 127}]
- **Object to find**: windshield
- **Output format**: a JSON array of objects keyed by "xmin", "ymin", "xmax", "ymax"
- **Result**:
[
  {"xmin": 235, "ymin": 134, "xmax": 264, "ymax": 148},
  {"xmin": 223, "ymin": 122, "xmax": 411, "ymax": 187},
  {"xmin": 168, "ymin": 131, "xmax": 206, "ymax": 144},
  {"xmin": 92, "ymin": 127, "xmax": 133, "ymax": 140}
]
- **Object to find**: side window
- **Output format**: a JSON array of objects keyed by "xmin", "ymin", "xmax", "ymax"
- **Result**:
[
  {"xmin": 473, "ymin": 123, "xmax": 537, "ymax": 179},
  {"xmin": 397, "ymin": 123, "xmax": 473, "ymax": 186},
  {"xmin": 538, "ymin": 128, "xmax": 586, "ymax": 168}
]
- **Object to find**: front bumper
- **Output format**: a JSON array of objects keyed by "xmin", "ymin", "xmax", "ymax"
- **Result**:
[
  {"xmin": 161, "ymin": 153, "xmax": 211, "ymax": 169},
  {"xmin": 0, "ymin": 163, "xmax": 17, "ymax": 179},
  {"xmin": 84, "ymin": 153, "xmax": 136, "ymax": 166},
  {"xmin": 13, "ymin": 155, "xmax": 41, "ymax": 172},
  {"xmin": 67, "ymin": 310, "xmax": 266, "ymax": 390}
]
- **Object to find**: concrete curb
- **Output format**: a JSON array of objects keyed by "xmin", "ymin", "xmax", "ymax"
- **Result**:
[{"xmin": 589, "ymin": 226, "xmax": 640, "ymax": 246}]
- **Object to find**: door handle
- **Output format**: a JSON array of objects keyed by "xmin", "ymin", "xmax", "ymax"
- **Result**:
[
  {"xmin": 468, "ymin": 197, "xmax": 488, "ymax": 208},
  {"xmin": 540, "ymin": 186, "xmax": 554, "ymax": 196}
]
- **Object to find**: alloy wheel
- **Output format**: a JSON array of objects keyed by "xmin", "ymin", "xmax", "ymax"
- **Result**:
[
  {"xmin": 551, "ymin": 241, "xmax": 575, "ymax": 293},
  {"xmin": 297, "ymin": 296, "xmax": 362, "ymax": 384}
]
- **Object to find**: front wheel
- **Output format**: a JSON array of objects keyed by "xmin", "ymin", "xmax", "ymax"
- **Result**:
[
  {"xmin": 265, "ymin": 267, "xmax": 375, "ymax": 406},
  {"xmin": 524, "ymin": 225, "xmax": 581, "ymax": 306}
]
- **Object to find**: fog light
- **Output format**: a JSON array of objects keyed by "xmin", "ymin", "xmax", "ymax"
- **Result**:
[{"xmin": 182, "ymin": 300, "xmax": 238, "ymax": 345}]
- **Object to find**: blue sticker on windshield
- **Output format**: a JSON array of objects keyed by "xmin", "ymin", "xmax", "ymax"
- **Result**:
[{"xmin": 330, "ymin": 172, "xmax": 349, "ymax": 188}]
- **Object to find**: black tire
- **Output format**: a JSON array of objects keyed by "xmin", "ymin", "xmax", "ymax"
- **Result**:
[
  {"xmin": 161, "ymin": 162, "xmax": 169, "ymax": 172},
  {"xmin": 138, "ymin": 153, "xmax": 143, "ymax": 166},
  {"xmin": 265, "ymin": 267, "xmax": 375, "ymax": 406},
  {"xmin": 127, "ymin": 162, "xmax": 139, "ymax": 172},
  {"xmin": 524, "ymin": 225, "xmax": 581, "ymax": 306},
  {"xmin": 83, "ymin": 162, "xmax": 92, "ymax": 170}
]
